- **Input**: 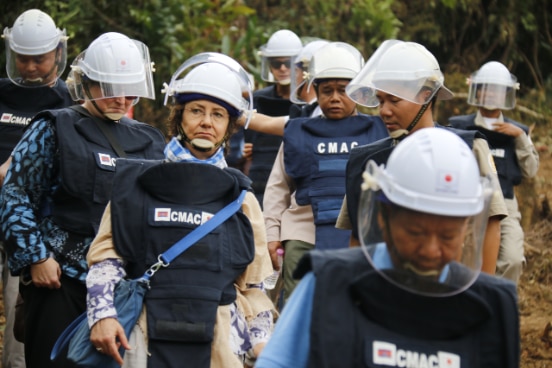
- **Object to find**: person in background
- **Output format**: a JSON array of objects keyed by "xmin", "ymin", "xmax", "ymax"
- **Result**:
[
  {"xmin": 263, "ymin": 42, "xmax": 388, "ymax": 303},
  {"xmin": 448, "ymin": 61, "xmax": 539, "ymax": 283},
  {"xmin": 0, "ymin": 9, "xmax": 73, "ymax": 368},
  {"xmin": 0, "ymin": 32, "xmax": 166, "ymax": 367},
  {"xmin": 288, "ymin": 38, "xmax": 329, "ymax": 118},
  {"xmin": 241, "ymin": 29, "xmax": 303, "ymax": 205},
  {"xmin": 86, "ymin": 54, "xmax": 275, "ymax": 368},
  {"xmin": 255, "ymin": 128, "xmax": 519, "ymax": 368},
  {"xmin": 338, "ymin": 40, "xmax": 508, "ymax": 276}
]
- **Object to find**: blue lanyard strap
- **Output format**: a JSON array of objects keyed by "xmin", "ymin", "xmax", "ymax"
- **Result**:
[{"xmin": 142, "ymin": 189, "xmax": 247, "ymax": 280}]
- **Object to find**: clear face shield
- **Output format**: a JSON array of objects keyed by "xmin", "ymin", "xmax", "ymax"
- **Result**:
[
  {"xmin": 162, "ymin": 52, "xmax": 252, "ymax": 125},
  {"xmin": 67, "ymin": 39, "xmax": 155, "ymax": 103},
  {"xmin": 290, "ymin": 39, "xmax": 330, "ymax": 105},
  {"xmin": 260, "ymin": 52, "xmax": 295, "ymax": 85},
  {"xmin": 3, "ymin": 28, "xmax": 68, "ymax": 88},
  {"xmin": 346, "ymin": 39, "xmax": 453, "ymax": 107},
  {"xmin": 357, "ymin": 160, "xmax": 493, "ymax": 297},
  {"xmin": 290, "ymin": 61, "xmax": 308, "ymax": 104},
  {"xmin": 467, "ymin": 82, "xmax": 517, "ymax": 110}
]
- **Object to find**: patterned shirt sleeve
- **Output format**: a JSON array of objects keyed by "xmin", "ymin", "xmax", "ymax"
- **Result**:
[
  {"xmin": 86, "ymin": 258, "xmax": 126, "ymax": 328},
  {"xmin": 0, "ymin": 119, "xmax": 57, "ymax": 274}
]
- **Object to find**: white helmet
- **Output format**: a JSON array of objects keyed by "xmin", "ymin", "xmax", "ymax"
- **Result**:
[
  {"xmin": 346, "ymin": 40, "xmax": 454, "ymax": 107},
  {"xmin": 358, "ymin": 128, "xmax": 493, "ymax": 297},
  {"xmin": 163, "ymin": 52, "xmax": 251, "ymax": 115},
  {"xmin": 467, "ymin": 61, "xmax": 519, "ymax": 110},
  {"xmin": 259, "ymin": 29, "xmax": 302, "ymax": 83},
  {"xmin": 3, "ymin": 9, "xmax": 67, "ymax": 87},
  {"xmin": 309, "ymin": 42, "xmax": 364, "ymax": 81},
  {"xmin": 67, "ymin": 32, "xmax": 155, "ymax": 102},
  {"xmin": 167, "ymin": 63, "xmax": 247, "ymax": 113},
  {"xmin": 290, "ymin": 39, "xmax": 329, "ymax": 104},
  {"xmin": 305, "ymin": 42, "xmax": 364, "ymax": 92}
]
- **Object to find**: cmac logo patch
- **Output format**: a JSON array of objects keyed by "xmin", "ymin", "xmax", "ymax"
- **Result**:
[
  {"xmin": 0, "ymin": 113, "xmax": 31, "ymax": 125},
  {"xmin": 372, "ymin": 341, "xmax": 460, "ymax": 368},
  {"xmin": 98, "ymin": 153, "xmax": 116, "ymax": 167},
  {"xmin": 154, "ymin": 208, "xmax": 213, "ymax": 225}
]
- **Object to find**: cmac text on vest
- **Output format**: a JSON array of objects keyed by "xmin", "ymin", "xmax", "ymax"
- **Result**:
[{"xmin": 316, "ymin": 141, "xmax": 359, "ymax": 154}]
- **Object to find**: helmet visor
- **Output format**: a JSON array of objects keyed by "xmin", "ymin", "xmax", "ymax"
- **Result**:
[
  {"xmin": 346, "ymin": 39, "xmax": 453, "ymax": 107},
  {"xmin": 358, "ymin": 162, "xmax": 493, "ymax": 297},
  {"xmin": 467, "ymin": 82, "xmax": 516, "ymax": 110}
]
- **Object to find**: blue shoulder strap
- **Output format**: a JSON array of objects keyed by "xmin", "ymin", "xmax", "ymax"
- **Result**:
[{"xmin": 141, "ymin": 189, "xmax": 248, "ymax": 280}]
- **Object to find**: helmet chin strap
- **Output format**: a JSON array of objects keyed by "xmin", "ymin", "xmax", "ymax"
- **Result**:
[
  {"xmin": 389, "ymin": 102, "xmax": 430, "ymax": 143},
  {"xmin": 177, "ymin": 126, "xmax": 226, "ymax": 153}
]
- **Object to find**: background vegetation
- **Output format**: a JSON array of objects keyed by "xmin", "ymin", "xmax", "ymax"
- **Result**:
[{"xmin": 2, "ymin": 0, "xmax": 550, "ymax": 127}]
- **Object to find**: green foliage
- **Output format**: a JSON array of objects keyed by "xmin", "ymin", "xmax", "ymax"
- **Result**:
[{"xmin": 1, "ymin": 0, "xmax": 550, "ymax": 133}]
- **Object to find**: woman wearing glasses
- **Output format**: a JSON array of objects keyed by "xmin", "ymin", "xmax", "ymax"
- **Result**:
[{"xmin": 85, "ymin": 53, "xmax": 275, "ymax": 368}]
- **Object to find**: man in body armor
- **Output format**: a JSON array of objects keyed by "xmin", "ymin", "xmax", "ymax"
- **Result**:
[
  {"xmin": 0, "ymin": 32, "xmax": 165, "ymax": 367},
  {"xmin": 448, "ymin": 61, "xmax": 539, "ymax": 284},
  {"xmin": 336, "ymin": 40, "xmax": 508, "ymax": 275},
  {"xmin": 86, "ymin": 54, "xmax": 274, "ymax": 368},
  {"xmin": 263, "ymin": 42, "xmax": 388, "ymax": 303},
  {"xmin": 256, "ymin": 128, "xmax": 520, "ymax": 368},
  {"xmin": 0, "ymin": 9, "xmax": 73, "ymax": 368},
  {"xmin": 242, "ymin": 29, "xmax": 302, "ymax": 205}
]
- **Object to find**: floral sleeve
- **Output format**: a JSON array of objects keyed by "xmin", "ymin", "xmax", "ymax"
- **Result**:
[{"xmin": 86, "ymin": 258, "xmax": 126, "ymax": 328}]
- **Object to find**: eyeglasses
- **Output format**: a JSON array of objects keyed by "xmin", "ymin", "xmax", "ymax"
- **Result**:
[
  {"xmin": 269, "ymin": 59, "xmax": 291, "ymax": 69},
  {"xmin": 184, "ymin": 108, "xmax": 229, "ymax": 124}
]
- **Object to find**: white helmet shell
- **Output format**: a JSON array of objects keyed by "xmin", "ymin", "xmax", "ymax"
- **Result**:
[
  {"xmin": 308, "ymin": 42, "xmax": 364, "ymax": 82},
  {"xmin": 259, "ymin": 29, "xmax": 302, "ymax": 57},
  {"xmin": 4, "ymin": 9, "xmax": 64, "ymax": 55},
  {"xmin": 346, "ymin": 40, "xmax": 454, "ymax": 107},
  {"xmin": 375, "ymin": 128, "xmax": 484, "ymax": 217},
  {"xmin": 259, "ymin": 29, "xmax": 302, "ymax": 83},
  {"xmin": 163, "ymin": 52, "xmax": 252, "ymax": 121},
  {"xmin": 467, "ymin": 61, "xmax": 519, "ymax": 110},
  {"xmin": 170, "ymin": 63, "xmax": 247, "ymax": 111},
  {"xmin": 3, "ymin": 9, "xmax": 67, "ymax": 87},
  {"xmin": 67, "ymin": 32, "xmax": 155, "ymax": 101}
]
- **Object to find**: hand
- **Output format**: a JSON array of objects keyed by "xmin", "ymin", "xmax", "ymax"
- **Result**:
[
  {"xmin": 0, "ymin": 157, "xmax": 12, "ymax": 187},
  {"xmin": 267, "ymin": 241, "xmax": 283, "ymax": 270},
  {"xmin": 238, "ymin": 109, "xmax": 257, "ymax": 128},
  {"xmin": 242, "ymin": 143, "xmax": 253, "ymax": 160},
  {"xmin": 491, "ymin": 122, "xmax": 524, "ymax": 137},
  {"xmin": 30, "ymin": 258, "xmax": 61, "ymax": 289},
  {"xmin": 252, "ymin": 342, "xmax": 266, "ymax": 358},
  {"xmin": 90, "ymin": 317, "xmax": 131, "ymax": 366}
]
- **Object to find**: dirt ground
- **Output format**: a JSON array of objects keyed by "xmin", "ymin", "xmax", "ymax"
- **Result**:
[
  {"xmin": 0, "ymin": 154, "xmax": 551, "ymax": 366},
  {"xmin": 518, "ymin": 148, "xmax": 552, "ymax": 368}
]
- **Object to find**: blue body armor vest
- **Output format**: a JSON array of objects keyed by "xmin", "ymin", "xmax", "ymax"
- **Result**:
[
  {"xmin": 41, "ymin": 107, "xmax": 165, "ymax": 237},
  {"xmin": 449, "ymin": 114, "xmax": 528, "ymax": 199},
  {"xmin": 284, "ymin": 114, "xmax": 388, "ymax": 250},
  {"xmin": 111, "ymin": 159, "xmax": 255, "ymax": 368},
  {"xmin": 0, "ymin": 78, "xmax": 73, "ymax": 163},
  {"xmin": 294, "ymin": 247, "xmax": 520, "ymax": 368}
]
